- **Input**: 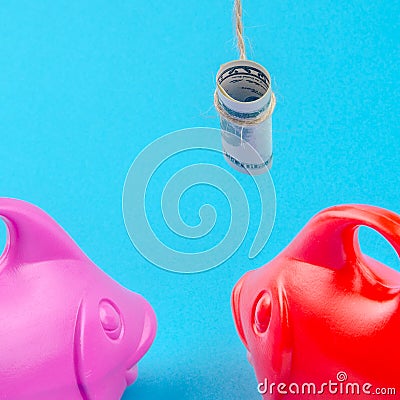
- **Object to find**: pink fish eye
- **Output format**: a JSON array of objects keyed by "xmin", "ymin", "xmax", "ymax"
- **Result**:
[{"xmin": 99, "ymin": 299, "xmax": 123, "ymax": 340}]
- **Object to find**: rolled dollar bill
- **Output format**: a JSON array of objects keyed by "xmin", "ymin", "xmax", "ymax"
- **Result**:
[{"xmin": 215, "ymin": 60, "xmax": 275, "ymax": 175}]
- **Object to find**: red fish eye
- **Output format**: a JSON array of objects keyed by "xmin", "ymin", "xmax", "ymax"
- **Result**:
[
  {"xmin": 253, "ymin": 291, "xmax": 271, "ymax": 335},
  {"xmin": 99, "ymin": 299, "xmax": 123, "ymax": 340}
]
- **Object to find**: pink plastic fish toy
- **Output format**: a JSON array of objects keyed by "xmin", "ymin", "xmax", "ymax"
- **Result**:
[{"xmin": 0, "ymin": 198, "xmax": 157, "ymax": 400}]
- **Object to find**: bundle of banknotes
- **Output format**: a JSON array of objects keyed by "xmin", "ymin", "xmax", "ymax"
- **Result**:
[{"xmin": 215, "ymin": 60, "xmax": 274, "ymax": 175}]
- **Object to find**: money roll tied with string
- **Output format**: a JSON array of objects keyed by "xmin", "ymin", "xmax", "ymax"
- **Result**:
[{"xmin": 215, "ymin": 0, "xmax": 276, "ymax": 175}]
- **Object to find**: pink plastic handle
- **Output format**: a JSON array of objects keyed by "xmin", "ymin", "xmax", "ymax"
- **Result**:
[{"xmin": 0, "ymin": 198, "xmax": 88, "ymax": 271}]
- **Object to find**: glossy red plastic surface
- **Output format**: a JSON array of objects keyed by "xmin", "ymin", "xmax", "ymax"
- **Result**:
[{"xmin": 232, "ymin": 205, "xmax": 400, "ymax": 399}]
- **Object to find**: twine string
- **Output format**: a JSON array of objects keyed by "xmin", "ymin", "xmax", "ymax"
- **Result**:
[
  {"xmin": 235, "ymin": 0, "xmax": 246, "ymax": 60},
  {"xmin": 214, "ymin": 90, "xmax": 276, "ymax": 127},
  {"xmin": 214, "ymin": 0, "xmax": 276, "ymax": 126}
]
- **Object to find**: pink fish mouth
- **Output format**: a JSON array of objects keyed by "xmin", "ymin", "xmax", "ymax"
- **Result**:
[
  {"xmin": 125, "ymin": 364, "xmax": 138, "ymax": 386},
  {"xmin": 125, "ymin": 308, "xmax": 157, "ymax": 386}
]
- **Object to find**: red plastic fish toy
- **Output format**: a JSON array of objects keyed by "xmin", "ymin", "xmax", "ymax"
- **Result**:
[{"xmin": 232, "ymin": 205, "xmax": 400, "ymax": 399}]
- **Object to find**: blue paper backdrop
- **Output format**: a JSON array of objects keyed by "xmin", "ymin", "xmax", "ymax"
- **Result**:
[{"xmin": 0, "ymin": 1, "xmax": 399, "ymax": 399}]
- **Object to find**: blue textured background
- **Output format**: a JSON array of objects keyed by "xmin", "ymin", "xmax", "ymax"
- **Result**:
[{"xmin": 0, "ymin": 1, "xmax": 399, "ymax": 399}]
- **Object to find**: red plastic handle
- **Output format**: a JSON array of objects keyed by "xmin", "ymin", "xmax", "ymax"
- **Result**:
[{"xmin": 285, "ymin": 204, "xmax": 400, "ymax": 270}]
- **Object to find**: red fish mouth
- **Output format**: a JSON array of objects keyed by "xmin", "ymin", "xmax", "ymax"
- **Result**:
[
  {"xmin": 247, "ymin": 351, "xmax": 254, "ymax": 366},
  {"xmin": 232, "ymin": 273, "xmax": 249, "ymax": 349}
]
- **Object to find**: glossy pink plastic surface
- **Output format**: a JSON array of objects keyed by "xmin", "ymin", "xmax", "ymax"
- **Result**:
[
  {"xmin": 232, "ymin": 205, "xmax": 400, "ymax": 399},
  {"xmin": 0, "ymin": 198, "xmax": 157, "ymax": 400}
]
